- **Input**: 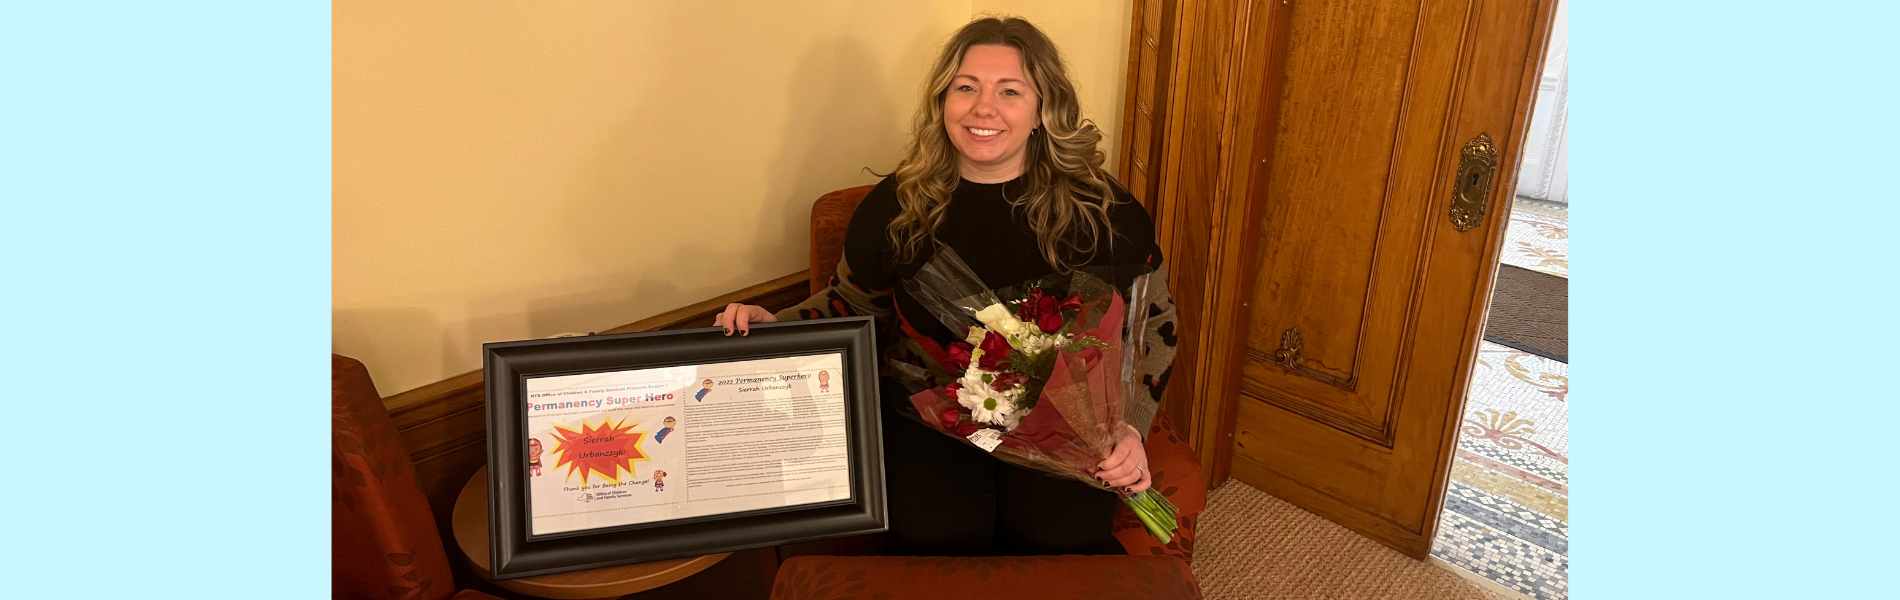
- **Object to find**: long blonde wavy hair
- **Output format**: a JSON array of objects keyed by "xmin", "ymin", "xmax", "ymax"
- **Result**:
[{"xmin": 887, "ymin": 17, "xmax": 1120, "ymax": 273}]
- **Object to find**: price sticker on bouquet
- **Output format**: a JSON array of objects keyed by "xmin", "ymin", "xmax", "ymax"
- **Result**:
[{"xmin": 966, "ymin": 427, "xmax": 1004, "ymax": 452}]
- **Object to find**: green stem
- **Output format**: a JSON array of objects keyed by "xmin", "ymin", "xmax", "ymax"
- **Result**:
[
  {"xmin": 1123, "ymin": 490, "xmax": 1179, "ymax": 544},
  {"xmin": 1130, "ymin": 499, "xmax": 1170, "ymax": 544},
  {"xmin": 1151, "ymin": 490, "xmax": 1179, "ymax": 515}
]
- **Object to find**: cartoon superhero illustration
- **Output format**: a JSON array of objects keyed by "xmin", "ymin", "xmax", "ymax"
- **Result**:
[
  {"xmin": 653, "ymin": 470, "xmax": 667, "ymax": 492},
  {"xmin": 527, "ymin": 438, "xmax": 544, "ymax": 476},
  {"xmin": 695, "ymin": 379, "xmax": 714, "ymax": 402},
  {"xmin": 655, "ymin": 416, "xmax": 677, "ymax": 443},
  {"xmin": 818, "ymin": 370, "xmax": 831, "ymax": 393}
]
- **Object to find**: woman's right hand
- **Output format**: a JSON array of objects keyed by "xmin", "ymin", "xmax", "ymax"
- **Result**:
[{"xmin": 713, "ymin": 303, "xmax": 777, "ymax": 336}]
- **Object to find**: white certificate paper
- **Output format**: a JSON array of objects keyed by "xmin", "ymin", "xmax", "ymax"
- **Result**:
[{"xmin": 521, "ymin": 353, "xmax": 850, "ymax": 536}]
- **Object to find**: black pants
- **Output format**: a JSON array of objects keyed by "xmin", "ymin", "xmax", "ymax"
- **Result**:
[{"xmin": 879, "ymin": 378, "xmax": 1126, "ymax": 556}]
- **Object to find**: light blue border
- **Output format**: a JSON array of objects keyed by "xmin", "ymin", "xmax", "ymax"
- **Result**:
[
  {"xmin": 1578, "ymin": 1, "xmax": 1898, "ymax": 597},
  {"xmin": 2, "ymin": 3, "xmax": 329, "ymax": 598},
  {"xmin": 7, "ymin": 0, "xmax": 1899, "ymax": 597}
]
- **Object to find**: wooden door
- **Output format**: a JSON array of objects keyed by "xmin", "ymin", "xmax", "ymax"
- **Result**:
[{"xmin": 1120, "ymin": 0, "xmax": 1558, "ymax": 557}]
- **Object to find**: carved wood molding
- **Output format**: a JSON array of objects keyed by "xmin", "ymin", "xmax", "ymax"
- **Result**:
[{"xmin": 1251, "ymin": 329, "xmax": 1358, "ymax": 389}]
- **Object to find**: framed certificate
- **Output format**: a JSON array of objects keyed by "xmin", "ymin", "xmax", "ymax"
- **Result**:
[{"xmin": 482, "ymin": 317, "xmax": 884, "ymax": 579}]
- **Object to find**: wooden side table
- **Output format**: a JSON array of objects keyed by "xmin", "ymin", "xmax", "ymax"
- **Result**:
[{"xmin": 451, "ymin": 466, "xmax": 730, "ymax": 600}]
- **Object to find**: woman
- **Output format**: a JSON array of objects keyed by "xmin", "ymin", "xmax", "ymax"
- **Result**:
[{"xmin": 716, "ymin": 17, "xmax": 1177, "ymax": 556}]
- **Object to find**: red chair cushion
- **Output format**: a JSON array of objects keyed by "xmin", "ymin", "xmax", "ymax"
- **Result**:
[
  {"xmin": 809, "ymin": 185, "xmax": 875, "ymax": 294},
  {"xmin": 1113, "ymin": 417, "xmax": 1206, "ymax": 563},
  {"xmin": 333, "ymin": 355, "xmax": 460, "ymax": 600},
  {"xmin": 770, "ymin": 555, "xmax": 1201, "ymax": 600}
]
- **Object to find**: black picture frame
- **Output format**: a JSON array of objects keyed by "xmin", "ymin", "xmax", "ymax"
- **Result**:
[{"xmin": 482, "ymin": 317, "xmax": 885, "ymax": 579}]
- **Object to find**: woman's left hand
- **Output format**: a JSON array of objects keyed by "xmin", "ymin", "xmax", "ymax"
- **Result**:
[{"xmin": 1096, "ymin": 423, "xmax": 1151, "ymax": 494}]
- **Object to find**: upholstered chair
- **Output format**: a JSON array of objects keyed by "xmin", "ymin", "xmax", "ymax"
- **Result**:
[{"xmin": 333, "ymin": 355, "xmax": 503, "ymax": 600}]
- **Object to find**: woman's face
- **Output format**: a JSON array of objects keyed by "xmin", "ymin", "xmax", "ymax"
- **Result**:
[{"xmin": 943, "ymin": 44, "xmax": 1039, "ymax": 180}]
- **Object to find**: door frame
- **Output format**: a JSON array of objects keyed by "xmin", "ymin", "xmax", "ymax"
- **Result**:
[{"xmin": 1118, "ymin": 0, "xmax": 1298, "ymax": 487}]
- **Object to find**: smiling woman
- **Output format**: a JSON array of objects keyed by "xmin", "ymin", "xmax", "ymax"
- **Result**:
[
  {"xmin": 885, "ymin": 17, "xmax": 1120, "ymax": 274},
  {"xmin": 714, "ymin": 17, "xmax": 1182, "ymax": 558},
  {"xmin": 942, "ymin": 44, "xmax": 1040, "ymax": 181}
]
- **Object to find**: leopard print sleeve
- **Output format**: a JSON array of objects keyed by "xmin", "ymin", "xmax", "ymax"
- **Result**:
[
  {"xmin": 1123, "ymin": 261, "xmax": 1179, "ymax": 439},
  {"xmin": 773, "ymin": 254, "xmax": 895, "ymax": 324},
  {"xmin": 776, "ymin": 177, "xmax": 902, "ymax": 328}
]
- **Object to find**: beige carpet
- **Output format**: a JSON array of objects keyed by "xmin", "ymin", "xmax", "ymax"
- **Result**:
[{"xmin": 1193, "ymin": 482, "xmax": 1515, "ymax": 600}]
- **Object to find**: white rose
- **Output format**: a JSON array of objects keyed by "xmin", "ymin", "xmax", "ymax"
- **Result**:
[{"xmin": 973, "ymin": 303, "xmax": 1029, "ymax": 339}]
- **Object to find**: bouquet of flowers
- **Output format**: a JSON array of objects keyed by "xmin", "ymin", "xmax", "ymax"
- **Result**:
[{"xmin": 900, "ymin": 246, "xmax": 1180, "ymax": 543}]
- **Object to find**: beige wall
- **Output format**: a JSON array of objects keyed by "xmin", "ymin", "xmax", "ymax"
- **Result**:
[{"xmin": 335, "ymin": 1, "xmax": 1133, "ymax": 395}]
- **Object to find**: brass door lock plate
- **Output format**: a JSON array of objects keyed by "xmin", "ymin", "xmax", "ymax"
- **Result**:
[{"xmin": 1448, "ymin": 132, "xmax": 1500, "ymax": 232}]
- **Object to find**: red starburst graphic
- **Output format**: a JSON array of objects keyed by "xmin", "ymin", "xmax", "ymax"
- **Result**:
[{"xmin": 549, "ymin": 417, "xmax": 649, "ymax": 484}]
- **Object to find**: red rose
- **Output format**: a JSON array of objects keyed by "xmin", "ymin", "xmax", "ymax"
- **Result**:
[
  {"xmin": 1018, "ymin": 288, "xmax": 1046, "ymax": 322},
  {"xmin": 947, "ymin": 341, "xmax": 975, "ymax": 371},
  {"xmin": 939, "ymin": 408, "xmax": 963, "ymax": 430},
  {"xmin": 945, "ymin": 381, "xmax": 962, "ymax": 395},
  {"xmin": 954, "ymin": 422, "xmax": 979, "ymax": 437},
  {"xmin": 978, "ymin": 331, "xmax": 1013, "ymax": 370},
  {"xmin": 1035, "ymin": 295, "xmax": 1064, "ymax": 334}
]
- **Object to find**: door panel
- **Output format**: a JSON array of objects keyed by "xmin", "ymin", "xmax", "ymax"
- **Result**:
[
  {"xmin": 1226, "ymin": 0, "xmax": 1556, "ymax": 556},
  {"xmin": 1115, "ymin": 0, "xmax": 1553, "ymax": 558},
  {"xmin": 1244, "ymin": 0, "xmax": 1475, "ymax": 448}
]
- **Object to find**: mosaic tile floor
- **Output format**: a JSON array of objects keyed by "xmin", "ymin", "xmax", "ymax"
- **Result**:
[
  {"xmin": 1498, "ymin": 199, "xmax": 1567, "ymax": 278},
  {"xmin": 1431, "ymin": 199, "xmax": 1569, "ymax": 600}
]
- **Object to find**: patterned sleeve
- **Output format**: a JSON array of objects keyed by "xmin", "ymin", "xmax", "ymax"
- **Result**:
[
  {"xmin": 773, "ymin": 254, "xmax": 895, "ymax": 324},
  {"xmin": 1108, "ymin": 181, "xmax": 1179, "ymax": 439},
  {"xmin": 1123, "ymin": 258, "xmax": 1179, "ymax": 440},
  {"xmin": 773, "ymin": 177, "xmax": 901, "ymax": 328}
]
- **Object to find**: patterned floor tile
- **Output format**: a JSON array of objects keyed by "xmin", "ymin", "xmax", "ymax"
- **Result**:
[
  {"xmin": 1499, "ymin": 199, "xmax": 1568, "ymax": 278},
  {"xmin": 1443, "ymin": 486, "xmax": 1566, "ymax": 554},
  {"xmin": 1447, "ymin": 479, "xmax": 1567, "ymax": 539},
  {"xmin": 1459, "ymin": 437, "xmax": 1568, "ymax": 486},
  {"xmin": 1433, "ymin": 510, "xmax": 1569, "ymax": 600},
  {"xmin": 1434, "ymin": 202, "xmax": 1568, "ymax": 599}
]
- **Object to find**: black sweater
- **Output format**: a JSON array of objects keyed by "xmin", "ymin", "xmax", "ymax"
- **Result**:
[
  {"xmin": 841, "ymin": 174, "xmax": 1164, "ymax": 348},
  {"xmin": 775, "ymin": 173, "xmax": 1179, "ymax": 430}
]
